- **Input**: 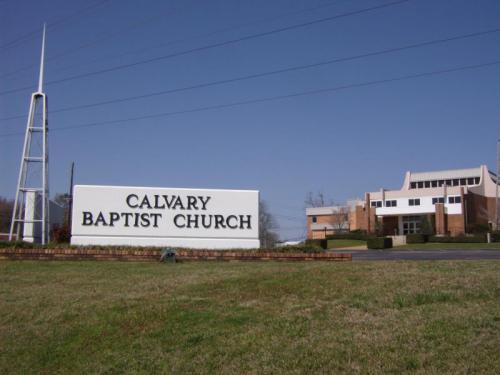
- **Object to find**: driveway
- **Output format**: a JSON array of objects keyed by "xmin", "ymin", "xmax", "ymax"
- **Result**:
[{"xmin": 330, "ymin": 249, "xmax": 500, "ymax": 261}]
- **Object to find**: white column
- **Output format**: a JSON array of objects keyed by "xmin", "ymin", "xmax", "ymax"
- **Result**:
[{"xmin": 23, "ymin": 191, "xmax": 41, "ymax": 243}]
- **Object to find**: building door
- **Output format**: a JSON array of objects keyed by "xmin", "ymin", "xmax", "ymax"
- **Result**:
[{"xmin": 402, "ymin": 215, "xmax": 421, "ymax": 234}]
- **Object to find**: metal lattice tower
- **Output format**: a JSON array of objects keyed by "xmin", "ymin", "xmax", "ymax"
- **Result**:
[{"xmin": 9, "ymin": 24, "xmax": 50, "ymax": 244}]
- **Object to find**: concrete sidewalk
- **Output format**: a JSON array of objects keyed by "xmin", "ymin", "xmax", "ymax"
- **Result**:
[{"xmin": 330, "ymin": 245, "xmax": 367, "ymax": 250}]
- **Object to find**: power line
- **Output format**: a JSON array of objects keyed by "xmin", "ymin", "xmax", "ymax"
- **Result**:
[
  {"xmin": 274, "ymin": 214, "xmax": 305, "ymax": 222},
  {"xmin": 0, "ymin": 0, "xmax": 345, "ymax": 80},
  {"xmin": 273, "ymin": 204, "xmax": 306, "ymax": 213},
  {"xmin": 0, "ymin": 0, "xmax": 198, "ymax": 80},
  {"xmin": 0, "ymin": 13, "xmax": 163, "ymax": 79},
  {"xmin": 1, "ymin": 26, "xmax": 498, "ymax": 122},
  {"xmin": 1, "ymin": 59, "xmax": 499, "ymax": 139},
  {"xmin": 0, "ymin": 0, "xmax": 411, "ymax": 97},
  {"xmin": 0, "ymin": 29, "xmax": 42, "ymax": 51},
  {"xmin": 0, "ymin": 0, "xmax": 111, "ymax": 51}
]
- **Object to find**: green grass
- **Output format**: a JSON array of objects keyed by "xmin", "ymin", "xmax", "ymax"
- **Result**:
[
  {"xmin": 0, "ymin": 261, "xmax": 499, "ymax": 373},
  {"xmin": 396, "ymin": 242, "xmax": 500, "ymax": 250},
  {"xmin": 326, "ymin": 239, "xmax": 366, "ymax": 249}
]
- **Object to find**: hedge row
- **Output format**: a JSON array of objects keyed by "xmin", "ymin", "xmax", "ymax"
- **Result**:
[
  {"xmin": 367, "ymin": 237, "xmax": 393, "ymax": 249},
  {"xmin": 269, "ymin": 245, "xmax": 324, "ymax": 253},
  {"xmin": 491, "ymin": 231, "xmax": 500, "ymax": 242},
  {"xmin": 428, "ymin": 235, "xmax": 487, "ymax": 243},
  {"xmin": 326, "ymin": 232, "xmax": 498, "ymax": 244},
  {"xmin": 304, "ymin": 239, "xmax": 327, "ymax": 249},
  {"xmin": 0, "ymin": 241, "xmax": 37, "ymax": 249},
  {"xmin": 406, "ymin": 234, "xmax": 492, "ymax": 244},
  {"xmin": 406, "ymin": 234, "xmax": 427, "ymax": 244},
  {"xmin": 0, "ymin": 240, "xmax": 327, "ymax": 253},
  {"xmin": 325, "ymin": 232, "xmax": 373, "ymax": 241}
]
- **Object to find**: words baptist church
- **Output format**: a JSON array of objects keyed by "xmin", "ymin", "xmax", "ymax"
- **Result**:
[{"xmin": 80, "ymin": 193, "xmax": 252, "ymax": 230}]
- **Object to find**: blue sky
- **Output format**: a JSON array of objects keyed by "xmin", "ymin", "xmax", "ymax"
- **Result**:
[{"xmin": 1, "ymin": 0, "xmax": 499, "ymax": 240}]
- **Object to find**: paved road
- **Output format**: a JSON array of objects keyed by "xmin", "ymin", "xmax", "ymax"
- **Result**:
[{"xmin": 331, "ymin": 249, "xmax": 500, "ymax": 261}]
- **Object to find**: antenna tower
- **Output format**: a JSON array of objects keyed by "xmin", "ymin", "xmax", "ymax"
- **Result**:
[{"xmin": 9, "ymin": 24, "xmax": 50, "ymax": 244}]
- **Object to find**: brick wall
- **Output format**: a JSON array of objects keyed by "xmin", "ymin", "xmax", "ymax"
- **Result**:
[
  {"xmin": 435, "ymin": 203, "xmax": 446, "ymax": 235},
  {"xmin": 307, "ymin": 214, "xmax": 333, "ymax": 239},
  {"xmin": 447, "ymin": 214, "xmax": 465, "ymax": 235},
  {"xmin": 0, "ymin": 248, "xmax": 352, "ymax": 262},
  {"xmin": 467, "ymin": 193, "xmax": 496, "ymax": 227},
  {"xmin": 307, "ymin": 213, "xmax": 348, "ymax": 239},
  {"xmin": 382, "ymin": 216, "xmax": 399, "ymax": 236},
  {"xmin": 368, "ymin": 208, "xmax": 376, "ymax": 234},
  {"xmin": 350, "ymin": 205, "xmax": 368, "ymax": 232},
  {"xmin": 363, "ymin": 193, "xmax": 377, "ymax": 234}
]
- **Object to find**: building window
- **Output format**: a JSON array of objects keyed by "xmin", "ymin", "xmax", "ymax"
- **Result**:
[
  {"xmin": 371, "ymin": 201, "xmax": 382, "ymax": 208},
  {"xmin": 445, "ymin": 179, "xmax": 452, "ymax": 186},
  {"xmin": 409, "ymin": 198, "xmax": 421, "ymax": 206},
  {"xmin": 312, "ymin": 216, "xmax": 317, "ymax": 223},
  {"xmin": 431, "ymin": 180, "xmax": 437, "ymax": 188},
  {"xmin": 410, "ymin": 182, "xmax": 416, "ymax": 189},
  {"xmin": 467, "ymin": 177, "xmax": 474, "ymax": 185},
  {"xmin": 403, "ymin": 215, "xmax": 421, "ymax": 234},
  {"xmin": 460, "ymin": 178, "xmax": 466, "ymax": 185},
  {"xmin": 417, "ymin": 181, "xmax": 424, "ymax": 189},
  {"xmin": 448, "ymin": 196, "xmax": 461, "ymax": 204},
  {"xmin": 424, "ymin": 181, "xmax": 430, "ymax": 188},
  {"xmin": 385, "ymin": 200, "xmax": 397, "ymax": 207},
  {"xmin": 438, "ymin": 180, "xmax": 444, "ymax": 187},
  {"xmin": 474, "ymin": 177, "xmax": 480, "ymax": 184},
  {"xmin": 432, "ymin": 197, "xmax": 445, "ymax": 204}
]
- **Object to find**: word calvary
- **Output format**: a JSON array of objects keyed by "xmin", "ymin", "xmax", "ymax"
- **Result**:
[
  {"xmin": 81, "ymin": 193, "xmax": 253, "ymax": 230},
  {"xmin": 126, "ymin": 194, "xmax": 211, "ymax": 210}
]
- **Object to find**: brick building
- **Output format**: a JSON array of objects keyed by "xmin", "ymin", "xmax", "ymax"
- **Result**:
[
  {"xmin": 306, "ymin": 206, "xmax": 350, "ymax": 239},
  {"xmin": 306, "ymin": 165, "xmax": 498, "ymax": 239}
]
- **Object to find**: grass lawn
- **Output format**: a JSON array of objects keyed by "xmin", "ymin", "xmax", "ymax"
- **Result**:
[
  {"xmin": 0, "ymin": 261, "xmax": 499, "ymax": 373},
  {"xmin": 326, "ymin": 239, "xmax": 366, "ymax": 249},
  {"xmin": 396, "ymin": 242, "xmax": 500, "ymax": 250}
]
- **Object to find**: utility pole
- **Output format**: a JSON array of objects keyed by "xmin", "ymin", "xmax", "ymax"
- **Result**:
[
  {"xmin": 496, "ymin": 139, "xmax": 499, "ymax": 230},
  {"xmin": 9, "ymin": 24, "xmax": 50, "ymax": 244},
  {"xmin": 67, "ymin": 162, "xmax": 75, "ymax": 229}
]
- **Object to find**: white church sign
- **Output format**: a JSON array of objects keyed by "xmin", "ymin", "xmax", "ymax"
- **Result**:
[{"xmin": 71, "ymin": 185, "xmax": 260, "ymax": 249}]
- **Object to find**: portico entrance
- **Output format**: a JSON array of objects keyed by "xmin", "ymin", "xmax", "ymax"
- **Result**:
[{"xmin": 402, "ymin": 215, "xmax": 421, "ymax": 234}]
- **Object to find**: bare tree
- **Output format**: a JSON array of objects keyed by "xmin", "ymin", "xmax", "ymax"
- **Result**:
[
  {"xmin": 53, "ymin": 193, "xmax": 72, "ymax": 225},
  {"xmin": 53, "ymin": 193, "xmax": 70, "ymax": 210},
  {"xmin": 304, "ymin": 191, "xmax": 334, "ymax": 208},
  {"xmin": 328, "ymin": 206, "xmax": 349, "ymax": 232},
  {"xmin": 0, "ymin": 197, "xmax": 14, "ymax": 233},
  {"xmin": 259, "ymin": 200, "xmax": 279, "ymax": 249},
  {"xmin": 477, "ymin": 205, "xmax": 491, "ymax": 222}
]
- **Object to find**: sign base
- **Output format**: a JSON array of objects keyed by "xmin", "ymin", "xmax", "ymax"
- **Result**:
[{"xmin": 71, "ymin": 236, "xmax": 260, "ymax": 249}]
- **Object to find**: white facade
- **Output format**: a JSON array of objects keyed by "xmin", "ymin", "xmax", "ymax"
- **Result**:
[
  {"xmin": 304, "ymin": 165, "xmax": 497, "ymax": 237},
  {"xmin": 71, "ymin": 185, "xmax": 260, "ymax": 249},
  {"xmin": 367, "ymin": 165, "xmax": 498, "ymax": 235},
  {"xmin": 373, "ymin": 195, "xmax": 463, "ymax": 216}
]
